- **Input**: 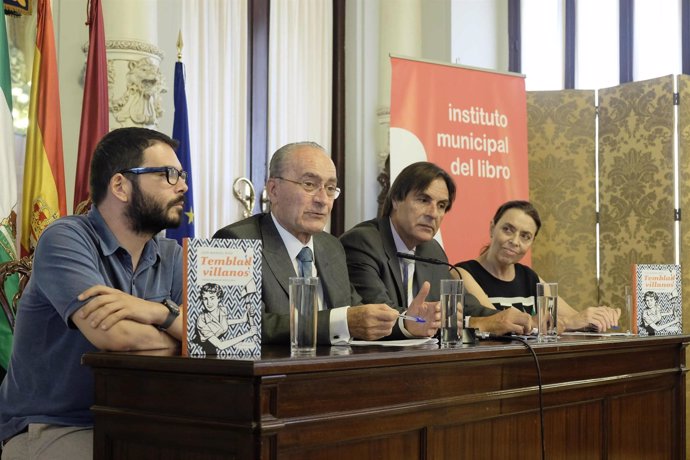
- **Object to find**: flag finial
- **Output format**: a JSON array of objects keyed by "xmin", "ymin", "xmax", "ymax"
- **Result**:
[{"xmin": 177, "ymin": 30, "xmax": 183, "ymax": 61}]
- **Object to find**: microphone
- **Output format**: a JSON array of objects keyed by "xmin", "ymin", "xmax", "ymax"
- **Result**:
[
  {"xmin": 397, "ymin": 252, "xmax": 476, "ymax": 344},
  {"xmin": 396, "ymin": 252, "xmax": 462, "ymax": 278}
]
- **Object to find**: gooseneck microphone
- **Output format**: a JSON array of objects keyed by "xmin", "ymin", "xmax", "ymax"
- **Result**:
[
  {"xmin": 397, "ymin": 251, "xmax": 472, "ymax": 342},
  {"xmin": 395, "ymin": 252, "xmax": 462, "ymax": 278}
]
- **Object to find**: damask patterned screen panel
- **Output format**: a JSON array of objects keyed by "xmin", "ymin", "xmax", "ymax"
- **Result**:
[
  {"xmin": 679, "ymin": 76, "xmax": 690, "ymax": 438},
  {"xmin": 598, "ymin": 76, "xmax": 675, "ymax": 312},
  {"xmin": 677, "ymin": 74, "xmax": 690, "ymax": 333},
  {"xmin": 526, "ymin": 90, "xmax": 597, "ymax": 308}
]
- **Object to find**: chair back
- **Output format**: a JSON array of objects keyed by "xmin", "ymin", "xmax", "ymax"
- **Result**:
[{"xmin": 0, "ymin": 255, "xmax": 33, "ymax": 333}]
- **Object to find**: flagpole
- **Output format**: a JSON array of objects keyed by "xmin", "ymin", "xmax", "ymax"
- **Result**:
[{"xmin": 177, "ymin": 29, "xmax": 183, "ymax": 62}]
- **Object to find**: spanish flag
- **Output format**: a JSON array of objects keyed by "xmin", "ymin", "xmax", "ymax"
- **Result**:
[{"xmin": 21, "ymin": 0, "xmax": 67, "ymax": 255}]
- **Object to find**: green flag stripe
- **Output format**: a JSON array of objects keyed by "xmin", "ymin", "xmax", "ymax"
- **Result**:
[
  {"xmin": 0, "ymin": 14, "xmax": 16, "ymax": 371},
  {"xmin": 0, "ymin": 15, "xmax": 12, "ymax": 110}
]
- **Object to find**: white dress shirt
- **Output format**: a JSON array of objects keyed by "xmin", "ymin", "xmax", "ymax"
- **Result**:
[
  {"xmin": 271, "ymin": 214, "xmax": 350, "ymax": 342},
  {"xmin": 390, "ymin": 219, "xmax": 417, "ymax": 338}
]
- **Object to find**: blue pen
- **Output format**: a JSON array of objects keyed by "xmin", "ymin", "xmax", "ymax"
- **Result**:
[{"xmin": 399, "ymin": 314, "xmax": 426, "ymax": 323}]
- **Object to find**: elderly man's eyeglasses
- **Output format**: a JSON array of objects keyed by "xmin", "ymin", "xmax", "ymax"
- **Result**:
[
  {"xmin": 275, "ymin": 177, "xmax": 341, "ymax": 199},
  {"xmin": 118, "ymin": 167, "xmax": 188, "ymax": 185}
]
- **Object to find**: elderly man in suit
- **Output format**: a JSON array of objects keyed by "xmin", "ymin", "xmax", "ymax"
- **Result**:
[
  {"xmin": 340, "ymin": 161, "xmax": 532, "ymax": 335},
  {"xmin": 213, "ymin": 142, "xmax": 440, "ymax": 344}
]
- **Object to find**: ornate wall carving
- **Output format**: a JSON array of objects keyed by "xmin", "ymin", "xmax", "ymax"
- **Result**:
[
  {"xmin": 109, "ymin": 57, "xmax": 166, "ymax": 127},
  {"xmin": 81, "ymin": 39, "xmax": 167, "ymax": 129}
]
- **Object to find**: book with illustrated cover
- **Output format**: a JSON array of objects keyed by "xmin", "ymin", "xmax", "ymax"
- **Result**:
[
  {"xmin": 632, "ymin": 264, "xmax": 682, "ymax": 336},
  {"xmin": 183, "ymin": 238, "xmax": 262, "ymax": 358}
]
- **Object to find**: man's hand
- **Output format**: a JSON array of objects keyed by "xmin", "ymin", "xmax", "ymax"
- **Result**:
[
  {"xmin": 564, "ymin": 306, "xmax": 621, "ymax": 332},
  {"xmin": 404, "ymin": 282, "xmax": 441, "ymax": 337},
  {"xmin": 346, "ymin": 304, "xmax": 399, "ymax": 340},
  {"xmin": 471, "ymin": 308, "xmax": 532, "ymax": 335},
  {"xmin": 77, "ymin": 285, "xmax": 168, "ymax": 330}
]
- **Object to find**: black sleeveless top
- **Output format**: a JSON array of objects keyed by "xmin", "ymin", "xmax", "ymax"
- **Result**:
[{"xmin": 456, "ymin": 260, "xmax": 540, "ymax": 315}]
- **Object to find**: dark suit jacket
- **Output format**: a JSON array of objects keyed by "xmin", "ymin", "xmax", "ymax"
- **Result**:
[
  {"xmin": 339, "ymin": 217, "xmax": 496, "ymax": 318},
  {"xmin": 213, "ymin": 213, "xmax": 362, "ymax": 344}
]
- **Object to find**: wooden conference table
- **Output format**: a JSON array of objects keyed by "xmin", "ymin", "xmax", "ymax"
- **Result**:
[{"xmin": 83, "ymin": 334, "xmax": 687, "ymax": 459}]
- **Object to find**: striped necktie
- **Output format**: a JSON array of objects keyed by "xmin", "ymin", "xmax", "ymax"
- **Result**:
[
  {"xmin": 402, "ymin": 258, "xmax": 414, "ymax": 306},
  {"xmin": 297, "ymin": 247, "xmax": 314, "ymax": 277}
]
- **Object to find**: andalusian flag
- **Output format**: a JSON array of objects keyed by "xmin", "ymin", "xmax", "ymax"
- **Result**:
[
  {"xmin": 21, "ymin": 0, "xmax": 67, "ymax": 256},
  {"xmin": 0, "ymin": 10, "xmax": 19, "ymax": 371}
]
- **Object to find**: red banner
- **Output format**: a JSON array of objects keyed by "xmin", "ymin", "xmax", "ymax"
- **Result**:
[
  {"xmin": 74, "ymin": 0, "xmax": 109, "ymax": 212},
  {"xmin": 390, "ymin": 56, "xmax": 529, "ymax": 265}
]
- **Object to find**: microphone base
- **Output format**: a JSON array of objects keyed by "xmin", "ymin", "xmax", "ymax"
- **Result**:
[{"xmin": 462, "ymin": 328, "xmax": 478, "ymax": 345}]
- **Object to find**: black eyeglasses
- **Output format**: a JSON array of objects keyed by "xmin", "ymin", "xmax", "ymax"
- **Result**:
[
  {"xmin": 118, "ymin": 167, "xmax": 188, "ymax": 185},
  {"xmin": 274, "ymin": 176, "xmax": 341, "ymax": 199}
]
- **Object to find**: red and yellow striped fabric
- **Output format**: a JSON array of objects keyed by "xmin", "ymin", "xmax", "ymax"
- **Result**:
[{"xmin": 21, "ymin": 0, "xmax": 67, "ymax": 255}]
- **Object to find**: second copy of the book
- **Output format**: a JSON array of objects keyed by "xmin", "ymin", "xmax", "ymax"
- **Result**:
[{"xmin": 632, "ymin": 264, "xmax": 682, "ymax": 336}]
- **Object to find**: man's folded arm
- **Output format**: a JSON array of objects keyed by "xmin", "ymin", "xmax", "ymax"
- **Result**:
[{"xmin": 72, "ymin": 309, "xmax": 178, "ymax": 351}]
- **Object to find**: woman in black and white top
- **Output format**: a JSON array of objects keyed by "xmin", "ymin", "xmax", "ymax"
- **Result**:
[{"xmin": 455, "ymin": 200, "xmax": 620, "ymax": 332}]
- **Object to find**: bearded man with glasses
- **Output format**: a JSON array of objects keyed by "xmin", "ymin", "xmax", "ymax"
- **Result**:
[
  {"xmin": 0, "ymin": 127, "xmax": 188, "ymax": 460},
  {"xmin": 214, "ymin": 142, "xmax": 440, "ymax": 345}
]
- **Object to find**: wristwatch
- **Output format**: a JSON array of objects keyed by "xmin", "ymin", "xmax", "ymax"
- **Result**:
[{"xmin": 160, "ymin": 299, "xmax": 180, "ymax": 330}]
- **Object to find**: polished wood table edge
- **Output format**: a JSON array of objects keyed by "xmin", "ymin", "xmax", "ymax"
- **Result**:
[
  {"xmin": 88, "ymin": 366, "xmax": 684, "ymax": 429},
  {"xmin": 82, "ymin": 334, "xmax": 689, "ymax": 376},
  {"xmin": 91, "ymin": 406, "xmax": 262, "ymax": 432},
  {"xmin": 255, "ymin": 369, "xmax": 685, "ymax": 428}
]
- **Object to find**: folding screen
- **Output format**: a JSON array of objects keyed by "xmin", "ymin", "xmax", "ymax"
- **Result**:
[
  {"xmin": 529, "ymin": 77, "xmax": 686, "ymax": 450},
  {"xmin": 679, "ymin": 75, "xmax": 690, "ymax": 445},
  {"xmin": 678, "ymin": 74, "xmax": 690, "ymax": 333},
  {"xmin": 526, "ymin": 90, "xmax": 597, "ymax": 308},
  {"xmin": 598, "ymin": 76, "xmax": 675, "ymax": 315}
]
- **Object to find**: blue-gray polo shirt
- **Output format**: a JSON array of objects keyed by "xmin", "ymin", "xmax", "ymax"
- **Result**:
[{"xmin": 0, "ymin": 207, "xmax": 182, "ymax": 441}]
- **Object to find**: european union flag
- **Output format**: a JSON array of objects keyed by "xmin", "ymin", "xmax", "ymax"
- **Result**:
[{"xmin": 167, "ymin": 60, "xmax": 195, "ymax": 244}]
